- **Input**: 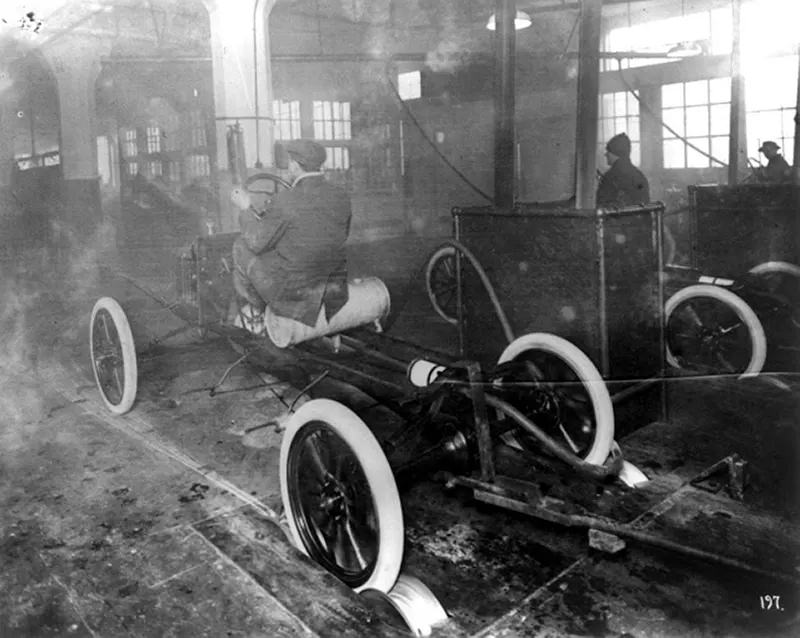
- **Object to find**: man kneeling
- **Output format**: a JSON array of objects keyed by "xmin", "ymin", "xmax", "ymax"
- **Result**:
[{"xmin": 230, "ymin": 139, "xmax": 351, "ymax": 329}]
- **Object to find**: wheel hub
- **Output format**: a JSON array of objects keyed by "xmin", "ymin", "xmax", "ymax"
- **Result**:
[{"xmin": 318, "ymin": 479, "xmax": 348, "ymax": 519}]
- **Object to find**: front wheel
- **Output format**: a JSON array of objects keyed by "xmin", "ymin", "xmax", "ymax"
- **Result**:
[
  {"xmin": 495, "ymin": 333, "xmax": 615, "ymax": 466},
  {"xmin": 665, "ymin": 284, "xmax": 766, "ymax": 377},
  {"xmin": 279, "ymin": 399, "xmax": 404, "ymax": 593},
  {"xmin": 90, "ymin": 297, "xmax": 138, "ymax": 414}
]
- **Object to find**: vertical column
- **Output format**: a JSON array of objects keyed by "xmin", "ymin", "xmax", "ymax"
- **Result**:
[
  {"xmin": 43, "ymin": 38, "xmax": 104, "ymax": 230},
  {"xmin": 204, "ymin": 0, "xmax": 276, "ymax": 231},
  {"xmin": 574, "ymin": 0, "xmax": 602, "ymax": 209},
  {"xmin": 493, "ymin": 0, "xmax": 516, "ymax": 210},
  {"xmin": 205, "ymin": 0, "xmax": 276, "ymax": 172}
]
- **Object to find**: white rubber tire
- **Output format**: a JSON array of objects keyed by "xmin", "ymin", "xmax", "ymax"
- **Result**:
[
  {"xmin": 664, "ymin": 284, "xmax": 767, "ymax": 378},
  {"xmin": 497, "ymin": 333, "xmax": 615, "ymax": 466},
  {"xmin": 279, "ymin": 399, "xmax": 403, "ymax": 594},
  {"xmin": 748, "ymin": 261, "xmax": 800, "ymax": 279},
  {"xmin": 90, "ymin": 296, "xmax": 138, "ymax": 415},
  {"xmin": 425, "ymin": 246, "xmax": 458, "ymax": 325}
]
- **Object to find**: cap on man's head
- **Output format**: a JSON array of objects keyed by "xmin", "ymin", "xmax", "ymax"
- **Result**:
[
  {"xmin": 285, "ymin": 139, "xmax": 327, "ymax": 171},
  {"xmin": 758, "ymin": 140, "xmax": 780, "ymax": 153},
  {"xmin": 606, "ymin": 133, "xmax": 632, "ymax": 157}
]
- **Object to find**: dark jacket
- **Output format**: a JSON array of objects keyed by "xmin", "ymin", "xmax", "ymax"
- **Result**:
[
  {"xmin": 238, "ymin": 173, "xmax": 351, "ymax": 326},
  {"xmin": 762, "ymin": 154, "xmax": 792, "ymax": 183},
  {"xmin": 596, "ymin": 157, "xmax": 650, "ymax": 207}
]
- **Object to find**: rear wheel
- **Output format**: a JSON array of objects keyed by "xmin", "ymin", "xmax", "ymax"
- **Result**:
[
  {"xmin": 665, "ymin": 284, "xmax": 766, "ymax": 377},
  {"xmin": 495, "ymin": 333, "xmax": 614, "ymax": 466},
  {"xmin": 90, "ymin": 297, "xmax": 138, "ymax": 415},
  {"xmin": 425, "ymin": 246, "xmax": 459, "ymax": 325},
  {"xmin": 748, "ymin": 261, "xmax": 800, "ymax": 327},
  {"xmin": 279, "ymin": 399, "xmax": 403, "ymax": 593}
]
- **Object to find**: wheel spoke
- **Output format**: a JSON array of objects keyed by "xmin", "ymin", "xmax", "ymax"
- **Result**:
[
  {"xmin": 304, "ymin": 434, "xmax": 331, "ymax": 483},
  {"xmin": 558, "ymin": 423, "xmax": 581, "ymax": 454},
  {"xmin": 683, "ymin": 303, "xmax": 704, "ymax": 328},
  {"xmin": 343, "ymin": 518, "xmax": 369, "ymax": 570}
]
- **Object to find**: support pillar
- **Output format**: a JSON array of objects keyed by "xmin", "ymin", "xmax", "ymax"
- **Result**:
[
  {"xmin": 574, "ymin": 0, "xmax": 602, "ymax": 210},
  {"xmin": 204, "ymin": 0, "xmax": 277, "ymax": 231},
  {"xmin": 43, "ymin": 38, "xmax": 103, "ymax": 231}
]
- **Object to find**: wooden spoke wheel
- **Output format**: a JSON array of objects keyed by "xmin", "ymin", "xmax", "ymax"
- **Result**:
[
  {"xmin": 494, "ymin": 333, "xmax": 615, "ymax": 467},
  {"xmin": 90, "ymin": 297, "xmax": 138, "ymax": 415},
  {"xmin": 665, "ymin": 284, "xmax": 766, "ymax": 378},
  {"xmin": 280, "ymin": 399, "xmax": 403, "ymax": 593}
]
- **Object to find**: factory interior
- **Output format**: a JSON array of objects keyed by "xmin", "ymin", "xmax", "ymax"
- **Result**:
[{"xmin": 1, "ymin": 0, "xmax": 799, "ymax": 636}]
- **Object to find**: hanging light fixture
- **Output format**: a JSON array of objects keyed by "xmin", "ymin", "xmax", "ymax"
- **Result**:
[{"xmin": 486, "ymin": 10, "xmax": 532, "ymax": 31}]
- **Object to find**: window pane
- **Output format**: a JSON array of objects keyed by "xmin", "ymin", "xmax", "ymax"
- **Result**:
[
  {"xmin": 662, "ymin": 83, "xmax": 684, "ymax": 108},
  {"xmin": 685, "ymin": 80, "xmax": 708, "ymax": 106},
  {"xmin": 710, "ymin": 136, "xmax": 729, "ymax": 164},
  {"xmin": 627, "ymin": 117, "xmax": 640, "ymax": 142},
  {"xmin": 663, "ymin": 139, "xmax": 685, "ymax": 168},
  {"xmin": 709, "ymin": 77, "xmax": 731, "ymax": 103},
  {"xmin": 614, "ymin": 92, "xmax": 626, "ymax": 113},
  {"xmin": 662, "ymin": 108, "xmax": 685, "ymax": 137},
  {"xmin": 686, "ymin": 105, "xmax": 710, "ymax": 137},
  {"xmin": 601, "ymin": 93, "xmax": 614, "ymax": 115},
  {"xmin": 630, "ymin": 142, "xmax": 641, "ymax": 166},
  {"xmin": 626, "ymin": 91, "xmax": 639, "ymax": 114},
  {"xmin": 710, "ymin": 103, "xmax": 730, "ymax": 135},
  {"xmin": 686, "ymin": 138, "xmax": 710, "ymax": 168}
]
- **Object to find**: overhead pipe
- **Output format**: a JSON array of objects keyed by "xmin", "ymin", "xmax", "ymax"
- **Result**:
[{"xmin": 493, "ymin": 0, "xmax": 516, "ymax": 210}]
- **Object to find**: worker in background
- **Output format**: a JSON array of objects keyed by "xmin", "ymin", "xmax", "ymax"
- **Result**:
[
  {"xmin": 229, "ymin": 139, "xmax": 351, "ymax": 327},
  {"xmin": 756, "ymin": 140, "xmax": 792, "ymax": 183},
  {"xmin": 596, "ymin": 132, "xmax": 650, "ymax": 207}
]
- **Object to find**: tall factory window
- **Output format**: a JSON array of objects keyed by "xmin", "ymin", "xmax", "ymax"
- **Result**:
[
  {"xmin": 744, "ymin": 54, "xmax": 797, "ymax": 163},
  {"xmin": 598, "ymin": 90, "xmax": 641, "ymax": 166},
  {"xmin": 146, "ymin": 126, "xmax": 161, "ymax": 153},
  {"xmin": 313, "ymin": 100, "xmax": 351, "ymax": 140},
  {"xmin": 187, "ymin": 153, "xmax": 210, "ymax": 179},
  {"xmin": 313, "ymin": 100, "xmax": 352, "ymax": 178},
  {"xmin": 273, "ymin": 100, "xmax": 301, "ymax": 140},
  {"xmin": 188, "ymin": 110, "xmax": 207, "ymax": 148},
  {"xmin": 122, "ymin": 128, "xmax": 137, "ymax": 158},
  {"xmin": 661, "ymin": 78, "xmax": 730, "ymax": 169},
  {"xmin": 325, "ymin": 146, "xmax": 350, "ymax": 170},
  {"xmin": 602, "ymin": 5, "xmax": 731, "ymax": 70}
]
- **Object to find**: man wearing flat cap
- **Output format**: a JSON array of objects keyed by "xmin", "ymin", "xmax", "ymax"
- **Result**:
[
  {"xmin": 596, "ymin": 132, "xmax": 650, "ymax": 207},
  {"xmin": 757, "ymin": 140, "xmax": 792, "ymax": 183},
  {"xmin": 230, "ymin": 138, "xmax": 351, "ymax": 326}
]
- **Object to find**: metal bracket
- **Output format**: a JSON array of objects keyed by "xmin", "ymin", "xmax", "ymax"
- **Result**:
[{"xmin": 689, "ymin": 453, "xmax": 748, "ymax": 500}]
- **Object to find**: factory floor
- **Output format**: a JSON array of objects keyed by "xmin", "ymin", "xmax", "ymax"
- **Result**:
[{"xmin": 1, "ymin": 235, "xmax": 799, "ymax": 637}]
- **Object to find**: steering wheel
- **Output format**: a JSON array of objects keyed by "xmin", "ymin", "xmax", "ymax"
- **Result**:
[{"xmin": 243, "ymin": 172, "xmax": 291, "ymax": 210}]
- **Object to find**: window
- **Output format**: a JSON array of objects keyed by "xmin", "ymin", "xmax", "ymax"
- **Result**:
[
  {"xmin": 273, "ymin": 100, "xmax": 301, "ymax": 140},
  {"xmin": 144, "ymin": 160, "xmax": 162, "ymax": 178},
  {"xmin": 745, "ymin": 54, "xmax": 797, "ymax": 164},
  {"xmin": 122, "ymin": 128, "xmax": 137, "ymax": 158},
  {"xmin": 598, "ymin": 90, "xmax": 641, "ymax": 166},
  {"xmin": 313, "ymin": 101, "xmax": 351, "ymax": 141},
  {"xmin": 398, "ymin": 71, "xmax": 421, "ymax": 100},
  {"xmin": 146, "ymin": 126, "xmax": 161, "ymax": 154},
  {"xmin": 324, "ymin": 146, "xmax": 350, "ymax": 171},
  {"xmin": 188, "ymin": 110, "xmax": 207, "ymax": 148},
  {"xmin": 661, "ymin": 78, "xmax": 730, "ymax": 169},
  {"xmin": 602, "ymin": 6, "xmax": 732, "ymax": 70},
  {"xmin": 186, "ymin": 153, "xmax": 210, "ymax": 179}
]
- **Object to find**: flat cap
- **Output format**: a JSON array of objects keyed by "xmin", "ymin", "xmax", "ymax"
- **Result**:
[
  {"xmin": 606, "ymin": 132, "xmax": 631, "ymax": 157},
  {"xmin": 285, "ymin": 139, "xmax": 327, "ymax": 170},
  {"xmin": 758, "ymin": 140, "xmax": 780, "ymax": 152}
]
